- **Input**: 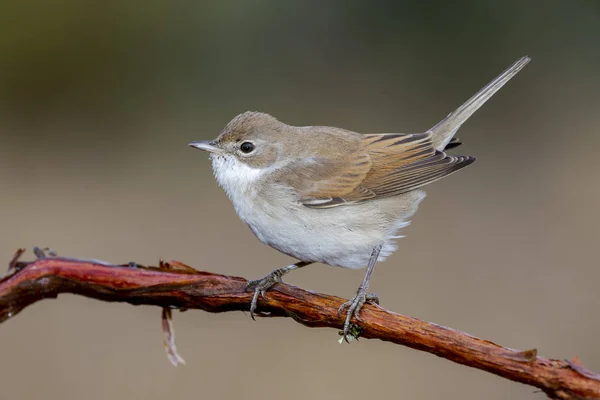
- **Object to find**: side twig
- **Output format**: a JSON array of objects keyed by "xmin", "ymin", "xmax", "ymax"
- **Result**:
[{"xmin": 0, "ymin": 249, "xmax": 598, "ymax": 400}]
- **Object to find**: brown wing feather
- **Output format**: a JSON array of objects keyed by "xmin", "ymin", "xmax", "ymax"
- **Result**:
[
  {"xmin": 280, "ymin": 153, "xmax": 372, "ymax": 207},
  {"xmin": 300, "ymin": 153, "xmax": 372, "ymax": 199},
  {"xmin": 359, "ymin": 133, "xmax": 436, "ymax": 182},
  {"xmin": 353, "ymin": 152, "xmax": 475, "ymax": 198},
  {"xmin": 300, "ymin": 133, "xmax": 474, "ymax": 208}
]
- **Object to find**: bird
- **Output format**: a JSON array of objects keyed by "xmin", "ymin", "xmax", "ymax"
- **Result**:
[{"xmin": 189, "ymin": 56, "xmax": 530, "ymax": 339}]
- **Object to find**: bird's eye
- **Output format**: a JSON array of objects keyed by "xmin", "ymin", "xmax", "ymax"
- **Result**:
[{"xmin": 240, "ymin": 141, "xmax": 255, "ymax": 154}]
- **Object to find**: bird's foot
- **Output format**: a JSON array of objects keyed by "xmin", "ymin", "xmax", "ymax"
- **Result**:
[
  {"xmin": 33, "ymin": 246, "xmax": 57, "ymax": 259},
  {"xmin": 246, "ymin": 268, "xmax": 288, "ymax": 320},
  {"xmin": 338, "ymin": 287, "xmax": 379, "ymax": 342}
]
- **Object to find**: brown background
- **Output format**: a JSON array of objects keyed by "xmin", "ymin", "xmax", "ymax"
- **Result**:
[{"xmin": 1, "ymin": 1, "xmax": 599, "ymax": 399}]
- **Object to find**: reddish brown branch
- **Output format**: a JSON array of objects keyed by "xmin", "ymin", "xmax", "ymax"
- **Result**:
[{"xmin": 0, "ymin": 250, "xmax": 599, "ymax": 400}]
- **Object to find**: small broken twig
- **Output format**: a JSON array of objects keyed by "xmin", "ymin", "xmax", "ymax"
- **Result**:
[{"xmin": 162, "ymin": 308, "xmax": 185, "ymax": 366}]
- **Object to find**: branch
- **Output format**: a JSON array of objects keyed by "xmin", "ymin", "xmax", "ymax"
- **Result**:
[{"xmin": 1, "ymin": 250, "xmax": 598, "ymax": 400}]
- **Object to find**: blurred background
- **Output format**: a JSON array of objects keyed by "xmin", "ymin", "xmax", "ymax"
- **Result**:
[{"xmin": 1, "ymin": 1, "xmax": 599, "ymax": 399}]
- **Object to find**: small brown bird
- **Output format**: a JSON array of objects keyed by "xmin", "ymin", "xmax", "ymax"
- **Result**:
[{"xmin": 190, "ymin": 56, "xmax": 530, "ymax": 339}]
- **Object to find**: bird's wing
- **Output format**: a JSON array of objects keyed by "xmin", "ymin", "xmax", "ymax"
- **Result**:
[{"xmin": 291, "ymin": 133, "xmax": 474, "ymax": 208}]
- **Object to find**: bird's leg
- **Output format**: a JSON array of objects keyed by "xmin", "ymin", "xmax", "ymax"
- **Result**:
[
  {"xmin": 246, "ymin": 261, "xmax": 312, "ymax": 320},
  {"xmin": 338, "ymin": 245, "xmax": 382, "ymax": 342}
]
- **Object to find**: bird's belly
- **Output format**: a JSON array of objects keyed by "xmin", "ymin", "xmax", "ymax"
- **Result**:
[
  {"xmin": 240, "ymin": 198, "xmax": 414, "ymax": 269},
  {"xmin": 252, "ymin": 217, "xmax": 381, "ymax": 268}
]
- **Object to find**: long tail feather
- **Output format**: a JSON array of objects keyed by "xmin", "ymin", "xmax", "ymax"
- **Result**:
[{"xmin": 429, "ymin": 56, "xmax": 531, "ymax": 150}]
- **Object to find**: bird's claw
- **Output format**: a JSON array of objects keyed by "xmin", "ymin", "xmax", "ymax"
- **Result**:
[
  {"xmin": 338, "ymin": 288, "xmax": 378, "ymax": 342},
  {"xmin": 246, "ymin": 271, "xmax": 284, "ymax": 320},
  {"xmin": 33, "ymin": 246, "xmax": 57, "ymax": 259}
]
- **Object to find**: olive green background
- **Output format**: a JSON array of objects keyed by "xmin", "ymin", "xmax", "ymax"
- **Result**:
[{"xmin": 1, "ymin": 1, "xmax": 599, "ymax": 399}]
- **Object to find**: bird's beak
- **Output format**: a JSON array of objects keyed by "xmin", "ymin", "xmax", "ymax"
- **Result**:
[{"xmin": 189, "ymin": 140, "xmax": 223, "ymax": 154}]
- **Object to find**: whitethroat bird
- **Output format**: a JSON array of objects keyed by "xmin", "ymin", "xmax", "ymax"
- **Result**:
[{"xmin": 190, "ymin": 56, "xmax": 530, "ymax": 339}]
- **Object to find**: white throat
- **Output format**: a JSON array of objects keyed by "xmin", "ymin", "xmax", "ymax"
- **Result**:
[{"xmin": 211, "ymin": 155, "xmax": 265, "ymax": 206}]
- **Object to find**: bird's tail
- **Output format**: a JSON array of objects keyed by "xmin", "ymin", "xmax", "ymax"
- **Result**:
[{"xmin": 429, "ymin": 56, "xmax": 531, "ymax": 151}]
